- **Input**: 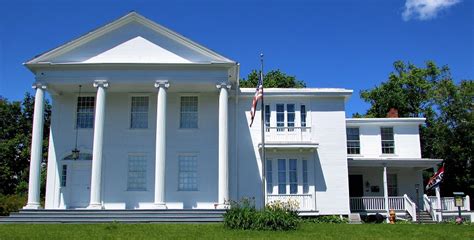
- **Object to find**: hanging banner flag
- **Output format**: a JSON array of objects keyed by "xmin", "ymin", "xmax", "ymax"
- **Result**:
[{"xmin": 426, "ymin": 164, "xmax": 445, "ymax": 191}]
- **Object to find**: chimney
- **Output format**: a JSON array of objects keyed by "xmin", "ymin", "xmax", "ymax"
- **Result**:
[{"xmin": 387, "ymin": 108, "xmax": 399, "ymax": 118}]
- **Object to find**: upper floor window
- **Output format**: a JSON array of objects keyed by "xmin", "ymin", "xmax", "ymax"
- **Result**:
[
  {"xmin": 381, "ymin": 127, "xmax": 395, "ymax": 154},
  {"xmin": 265, "ymin": 105, "xmax": 270, "ymax": 130},
  {"xmin": 287, "ymin": 104, "xmax": 295, "ymax": 131},
  {"xmin": 127, "ymin": 154, "xmax": 147, "ymax": 191},
  {"xmin": 301, "ymin": 105, "xmax": 307, "ymax": 127},
  {"xmin": 347, "ymin": 127, "xmax": 361, "ymax": 155},
  {"xmin": 276, "ymin": 104, "xmax": 285, "ymax": 132},
  {"xmin": 130, "ymin": 96, "xmax": 149, "ymax": 129},
  {"xmin": 76, "ymin": 96, "xmax": 95, "ymax": 129},
  {"xmin": 178, "ymin": 154, "xmax": 198, "ymax": 191},
  {"xmin": 180, "ymin": 96, "xmax": 198, "ymax": 129}
]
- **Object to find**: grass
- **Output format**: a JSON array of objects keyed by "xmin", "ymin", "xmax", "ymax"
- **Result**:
[{"xmin": 0, "ymin": 222, "xmax": 473, "ymax": 240}]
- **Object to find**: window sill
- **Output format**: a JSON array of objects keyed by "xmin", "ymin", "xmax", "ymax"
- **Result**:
[
  {"xmin": 348, "ymin": 154, "xmax": 364, "ymax": 157},
  {"xmin": 379, "ymin": 154, "xmax": 398, "ymax": 157},
  {"xmin": 177, "ymin": 128, "xmax": 199, "ymax": 132},
  {"xmin": 126, "ymin": 189, "xmax": 148, "ymax": 192}
]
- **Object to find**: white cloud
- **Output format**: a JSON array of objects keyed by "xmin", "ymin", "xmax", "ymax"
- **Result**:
[{"xmin": 402, "ymin": 0, "xmax": 461, "ymax": 21}]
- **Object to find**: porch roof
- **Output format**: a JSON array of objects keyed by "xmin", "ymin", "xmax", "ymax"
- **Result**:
[{"xmin": 347, "ymin": 157, "xmax": 442, "ymax": 169}]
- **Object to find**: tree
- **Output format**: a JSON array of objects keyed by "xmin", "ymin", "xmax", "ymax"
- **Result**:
[
  {"xmin": 358, "ymin": 60, "xmax": 473, "ymax": 200},
  {"xmin": 240, "ymin": 69, "xmax": 306, "ymax": 88},
  {"xmin": 0, "ymin": 93, "xmax": 51, "ymax": 195}
]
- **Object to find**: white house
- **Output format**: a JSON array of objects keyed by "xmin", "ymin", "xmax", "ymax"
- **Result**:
[{"xmin": 20, "ymin": 12, "xmax": 470, "ymax": 221}]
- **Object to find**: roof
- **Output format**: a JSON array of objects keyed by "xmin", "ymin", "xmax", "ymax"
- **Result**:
[
  {"xmin": 25, "ymin": 11, "xmax": 236, "ymax": 70},
  {"xmin": 346, "ymin": 118, "xmax": 426, "ymax": 125},
  {"xmin": 347, "ymin": 157, "xmax": 442, "ymax": 169},
  {"xmin": 239, "ymin": 88, "xmax": 353, "ymax": 99}
]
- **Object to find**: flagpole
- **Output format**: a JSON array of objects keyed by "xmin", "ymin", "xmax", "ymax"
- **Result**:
[{"xmin": 260, "ymin": 53, "xmax": 266, "ymax": 209}]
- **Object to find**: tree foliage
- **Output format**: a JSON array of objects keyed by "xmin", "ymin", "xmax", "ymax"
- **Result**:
[
  {"xmin": 0, "ymin": 93, "xmax": 51, "ymax": 195},
  {"xmin": 359, "ymin": 60, "xmax": 473, "ymax": 198},
  {"xmin": 240, "ymin": 69, "xmax": 306, "ymax": 88}
]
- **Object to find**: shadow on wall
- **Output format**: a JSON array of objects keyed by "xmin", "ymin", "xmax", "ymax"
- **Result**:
[{"xmin": 314, "ymin": 151, "xmax": 327, "ymax": 192}]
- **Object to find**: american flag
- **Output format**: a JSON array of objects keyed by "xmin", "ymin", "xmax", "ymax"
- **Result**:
[{"xmin": 249, "ymin": 71, "xmax": 263, "ymax": 127}]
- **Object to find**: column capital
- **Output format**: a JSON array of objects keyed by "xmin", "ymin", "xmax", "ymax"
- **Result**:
[
  {"xmin": 93, "ymin": 80, "xmax": 109, "ymax": 88},
  {"xmin": 216, "ymin": 82, "xmax": 231, "ymax": 90},
  {"xmin": 32, "ymin": 82, "xmax": 47, "ymax": 90},
  {"xmin": 154, "ymin": 80, "xmax": 170, "ymax": 89}
]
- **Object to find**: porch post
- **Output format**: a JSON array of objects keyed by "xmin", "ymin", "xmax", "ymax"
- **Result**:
[
  {"xmin": 88, "ymin": 80, "xmax": 108, "ymax": 209},
  {"xmin": 24, "ymin": 82, "xmax": 47, "ymax": 209},
  {"xmin": 434, "ymin": 165, "xmax": 441, "ymax": 211},
  {"xmin": 216, "ymin": 82, "xmax": 231, "ymax": 208},
  {"xmin": 153, "ymin": 80, "xmax": 169, "ymax": 209},
  {"xmin": 383, "ymin": 164, "xmax": 389, "ymax": 221}
]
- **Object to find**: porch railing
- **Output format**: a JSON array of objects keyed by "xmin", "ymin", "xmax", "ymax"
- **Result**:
[
  {"xmin": 265, "ymin": 127, "xmax": 312, "ymax": 143},
  {"xmin": 350, "ymin": 196, "xmax": 405, "ymax": 211},
  {"xmin": 404, "ymin": 194, "xmax": 417, "ymax": 222},
  {"xmin": 428, "ymin": 196, "xmax": 471, "ymax": 211},
  {"xmin": 267, "ymin": 194, "xmax": 314, "ymax": 211}
]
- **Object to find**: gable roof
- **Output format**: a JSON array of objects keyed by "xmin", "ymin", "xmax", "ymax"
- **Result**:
[{"xmin": 25, "ymin": 12, "xmax": 235, "ymax": 67}]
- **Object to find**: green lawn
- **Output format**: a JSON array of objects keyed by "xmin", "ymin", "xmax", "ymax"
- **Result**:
[{"xmin": 0, "ymin": 223, "xmax": 472, "ymax": 240}]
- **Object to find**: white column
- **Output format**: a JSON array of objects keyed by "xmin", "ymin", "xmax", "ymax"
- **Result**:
[
  {"xmin": 383, "ymin": 165, "xmax": 389, "ymax": 221},
  {"xmin": 88, "ymin": 80, "xmax": 108, "ymax": 209},
  {"xmin": 24, "ymin": 83, "xmax": 46, "ymax": 209},
  {"xmin": 153, "ymin": 80, "xmax": 169, "ymax": 209},
  {"xmin": 217, "ymin": 82, "xmax": 231, "ymax": 208},
  {"xmin": 434, "ymin": 165, "xmax": 441, "ymax": 210}
]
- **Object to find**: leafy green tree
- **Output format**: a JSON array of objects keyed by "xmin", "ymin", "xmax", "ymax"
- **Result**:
[
  {"xmin": 0, "ymin": 93, "xmax": 51, "ymax": 195},
  {"xmin": 240, "ymin": 69, "xmax": 306, "ymax": 88},
  {"xmin": 359, "ymin": 60, "xmax": 473, "ymax": 200}
]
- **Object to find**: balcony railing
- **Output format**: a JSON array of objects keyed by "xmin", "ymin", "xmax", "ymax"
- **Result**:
[
  {"xmin": 267, "ymin": 194, "xmax": 314, "ymax": 211},
  {"xmin": 265, "ymin": 127, "xmax": 312, "ymax": 143}
]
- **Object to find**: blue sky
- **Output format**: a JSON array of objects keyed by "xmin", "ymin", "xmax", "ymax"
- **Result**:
[{"xmin": 0, "ymin": 0, "xmax": 472, "ymax": 116}]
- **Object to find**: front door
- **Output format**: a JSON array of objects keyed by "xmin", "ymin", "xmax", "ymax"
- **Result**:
[
  {"xmin": 69, "ymin": 163, "xmax": 92, "ymax": 208},
  {"xmin": 349, "ymin": 175, "xmax": 364, "ymax": 197}
]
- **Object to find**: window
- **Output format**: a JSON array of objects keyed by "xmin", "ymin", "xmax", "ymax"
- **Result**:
[
  {"xmin": 276, "ymin": 104, "xmax": 284, "ymax": 132},
  {"xmin": 381, "ymin": 127, "xmax": 395, "ymax": 154},
  {"xmin": 278, "ymin": 159, "xmax": 286, "ymax": 194},
  {"xmin": 60, "ymin": 165, "xmax": 67, "ymax": 187},
  {"xmin": 347, "ymin": 127, "xmax": 361, "ymax": 155},
  {"xmin": 76, "ymin": 96, "xmax": 95, "ymax": 128},
  {"xmin": 302, "ymin": 160, "xmax": 309, "ymax": 193},
  {"xmin": 265, "ymin": 105, "xmax": 270, "ymax": 131},
  {"xmin": 130, "ymin": 96, "xmax": 149, "ymax": 129},
  {"xmin": 180, "ymin": 96, "xmax": 198, "ymax": 129},
  {"xmin": 287, "ymin": 104, "xmax": 295, "ymax": 131},
  {"xmin": 127, "ymin": 154, "xmax": 147, "ymax": 191},
  {"xmin": 266, "ymin": 159, "xmax": 272, "ymax": 193},
  {"xmin": 178, "ymin": 155, "xmax": 198, "ymax": 191},
  {"xmin": 387, "ymin": 174, "xmax": 398, "ymax": 196},
  {"xmin": 289, "ymin": 159, "xmax": 297, "ymax": 194},
  {"xmin": 301, "ymin": 105, "xmax": 307, "ymax": 127}
]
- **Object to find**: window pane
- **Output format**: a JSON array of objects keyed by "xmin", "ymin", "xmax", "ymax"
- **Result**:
[
  {"xmin": 180, "ymin": 96, "xmax": 198, "ymax": 128},
  {"xmin": 178, "ymin": 155, "xmax": 198, "ymax": 191},
  {"xmin": 76, "ymin": 97, "xmax": 95, "ymax": 128},
  {"xmin": 347, "ymin": 127, "xmax": 361, "ymax": 155},
  {"xmin": 302, "ymin": 160, "xmax": 308, "ymax": 193},
  {"xmin": 128, "ymin": 154, "xmax": 147, "ymax": 191},
  {"xmin": 276, "ymin": 104, "xmax": 284, "ymax": 131},
  {"xmin": 381, "ymin": 127, "xmax": 395, "ymax": 154},
  {"xmin": 278, "ymin": 159, "xmax": 286, "ymax": 194},
  {"xmin": 387, "ymin": 174, "xmax": 398, "ymax": 196},
  {"xmin": 289, "ymin": 159, "xmax": 297, "ymax": 194},
  {"xmin": 301, "ymin": 105, "xmax": 306, "ymax": 127},
  {"xmin": 266, "ymin": 159, "xmax": 272, "ymax": 194},
  {"xmin": 131, "ymin": 97, "xmax": 149, "ymax": 129},
  {"xmin": 265, "ymin": 105, "xmax": 270, "ymax": 128},
  {"xmin": 61, "ymin": 165, "xmax": 67, "ymax": 187},
  {"xmin": 287, "ymin": 104, "xmax": 295, "ymax": 131}
]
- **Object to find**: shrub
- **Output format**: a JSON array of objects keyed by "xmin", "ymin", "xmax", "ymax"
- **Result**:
[
  {"xmin": 223, "ymin": 198, "xmax": 301, "ymax": 231},
  {"xmin": 0, "ymin": 194, "xmax": 27, "ymax": 216},
  {"xmin": 362, "ymin": 213, "xmax": 386, "ymax": 223},
  {"xmin": 305, "ymin": 215, "xmax": 348, "ymax": 224}
]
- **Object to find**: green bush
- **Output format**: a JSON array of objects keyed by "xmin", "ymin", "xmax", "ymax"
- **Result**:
[
  {"xmin": 223, "ymin": 198, "xmax": 301, "ymax": 231},
  {"xmin": 0, "ymin": 194, "xmax": 27, "ymax": 216},
  {"xmin": 305, "ymin": 215, "xmax": 348, "ymax": 224}
]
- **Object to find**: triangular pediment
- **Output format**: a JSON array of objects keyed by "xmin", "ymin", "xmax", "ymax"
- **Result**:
[{"xmin": 27, "ymin": 12, "xmax": 234, "ymax": 65}]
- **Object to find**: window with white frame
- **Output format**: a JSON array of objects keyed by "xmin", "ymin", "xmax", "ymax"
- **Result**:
[
  {"xmin": 265, "ymin": 105, "xmax": 270, "ymax": 131},
  {"xmin": 381, "ymin": 127, "xmax": 395, "ymax": 154},
  {"xmin": 289, "ymin": 159, "xmax": 297, "ymax": 194},
  {"xmin": 76, "ymin": 96, "xmax": 95, "ymax": 128},
  {"xmin": 130, "ymin": 96, "xmax": 149, "ymax": 129},
  {"xmin": 300, "ymin": 105, "xmax": 307, "ymax": 127},
  {"xmin": 127, "ymin": 154, "xmax": 147, "ymax": 191},
  {"xmin": 302, "ymin": 160, "xmax": 309, "ymax": 193},
  {"xmin": 178, "ymin": 155, "xmax": 198, "ymax": 191},
  {"xmin": 266, "ymin": 159, "xmax": 272, "ymax": 193},
  {"xmin": 387, "ymin": 174, "xmax": 398, "ymax": 196},
  {"xmin": 60, "ymin": 165, "xmax": 67, "ymax": 187},
  {"xmin": 180, "ymin": 96, "xmax": 198, "ymax": 129},
  {"xmin": 276, "ymin": 104, "xmax": 284, "ymax": 132},
  {"xmin": 347, "ymin": 127, "xmax": 361, "ymax": 155},
  {"xmin": 278, "ymin": 159, "xmax": 286, "ymax": 194},
  {"xmin": 287, "ymin": 104, "xmax": 295, "ymax": 131}
]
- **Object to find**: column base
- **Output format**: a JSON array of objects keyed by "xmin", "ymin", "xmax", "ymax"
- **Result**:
[
  {"xmin": 214, "ymin": 203, "xmax": 230, "ymax": 210},
  {"xmin": 151, "ymin": 203, "xmax": 167, "ymax": 209},
  {"xmin": 87, "ymin": 203, "xmax": 104, "ymax": 210},
  {"xmin": 23, "ymin": 203, "xmax": 42, "ymax": 210}
]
